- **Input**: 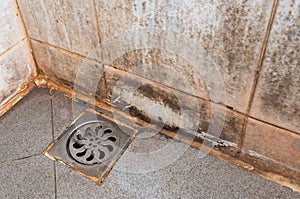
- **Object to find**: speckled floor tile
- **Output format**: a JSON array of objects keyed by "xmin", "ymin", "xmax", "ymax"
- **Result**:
[
  {"xmin": 0, "ymin": 88, "xmax": 52, "ymax": 163},
  {"xmin": 56, "ymin": 133, "xmax": 300, "ymax": 199},
  {"xmin": 0, "ymin": 155, "xmax": 55, "ymax": 198}
]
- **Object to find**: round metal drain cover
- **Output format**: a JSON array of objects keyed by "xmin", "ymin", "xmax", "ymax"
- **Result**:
[{"xmin": 67, "ymin": 121, "xmax": 120, "ymax": 165}]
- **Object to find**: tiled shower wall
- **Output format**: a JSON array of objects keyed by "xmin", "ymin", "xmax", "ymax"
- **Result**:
[
  {"xmin": 0, "ymin": 0, "xmax": 35, "ymax": 107},
  {"xmin": 14, "ymin": 0, "xmax": 300, "ymax": 181}
]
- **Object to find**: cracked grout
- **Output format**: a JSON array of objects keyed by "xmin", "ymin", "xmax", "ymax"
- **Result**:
[{"xmin": 0, "ymin": 154, "xmax": 40, "ymax": 166}]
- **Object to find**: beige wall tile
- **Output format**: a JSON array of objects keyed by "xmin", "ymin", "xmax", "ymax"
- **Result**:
[
  {"xmin": 18, "ymin": 0, "xmax": 99, "ymax": 58},
  {"xmin": 31, "ymin": 41, "xmax": 105, "ymax": 98},
  {"xmin": 243, "ymin": 118, "xmax": 300, "ymax": 171}
]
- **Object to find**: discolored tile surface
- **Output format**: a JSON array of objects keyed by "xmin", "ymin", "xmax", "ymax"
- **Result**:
[
  {"xmin": 0, "ymin": 155, "xmax": 55, "ymax": 198},
  {"xmin": 18, "ymin": 0, "xmax": 99, "ymax": 57},
  {"xmin": 0, "ymin": 88, "xmax": 52, "ymax": 163},
  {"xmin": 0, "ymin": 40, "xmax": 35, "ymax": 106},
  {"xmin": 209, "ymin": 0, "xmax": 274, "ymax": 113},
  {"xmin": 250, "ymin": 0, "xmax": 300, "ymax": 134},
  {"xmin": 243, "ymin": 118, "xmax": 300, "ymax": 171},
  {"xmin": 31, "ymin": 41, "xmax": 106, "ymax": 99},
  {"xmin": 96, "ymin": 0, "xmax": 274, "ymax": 113},
  {"xmin": 104, "ymin": 66, "xmax": 244, "ymax": 151}
]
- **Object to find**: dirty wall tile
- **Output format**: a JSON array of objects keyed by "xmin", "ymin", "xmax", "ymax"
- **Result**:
[
  {"xmin": 250, "ymin": 1, "xmax": 300, "ymax": 134},
  {"xmin": 0, "ymin": 40, "xmax": 35, "ymax": 106},
  {"xmin": 104, "ymin": 66, "xmax": 244, "ymax": 148},
  {"xmin": 31, "ymin": 40, "xmax": 106, "ymax": 99},
  {"xmin": 0, "ymin": 0, "xmax": 25, "ymax": 54},
  {"xmin": 18, "ymin": 0, "xmax": 99, "ymax": 58},
  {"xmin": 243, "ymin": 118, "xmax": 300, "ymax": 171},
  {"xmin": 210, "ymin": 0, "xmax": 273, "ymax": 113},
  {"xmin": 96, "ymin": 0, "xmax": 274, "ymax": 113},
  {"xmin": 104, "ymin": 66, "xmax": 200, "ymax": 131},
  {"xmin": 109, "ymin": 48, "xmax": 209, "ymax": 100}
]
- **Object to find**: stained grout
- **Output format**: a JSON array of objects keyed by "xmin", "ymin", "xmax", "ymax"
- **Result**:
[
  {"xmin": 0, "ymin": 37, "xmax": 27, "ymax": 58},
  {"xmin": 92, "ymin": 0, "xmax": 102, "ymax": 57},
  {"xmin": 237, "ymin": 0, "xmax": 279, "ymax": 152},
  {"xmin": 30, "ymin": 37, "xmax": 96, "ymax": 61},
  {"xmin": 14, "ymin": 0, "xmax": 40, "ymax": 74}
]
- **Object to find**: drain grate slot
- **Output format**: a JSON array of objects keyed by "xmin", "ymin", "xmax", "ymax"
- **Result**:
[{"xmin": 43, "ymin": 109, "xmax": 136, "ymax": 184}]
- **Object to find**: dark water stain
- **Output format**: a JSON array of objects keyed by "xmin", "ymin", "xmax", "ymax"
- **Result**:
[{"xmin": 135, "ymin": 83, "xmax": 181, "ymax": 114}]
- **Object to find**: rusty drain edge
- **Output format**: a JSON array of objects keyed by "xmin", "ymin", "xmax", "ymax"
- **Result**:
[{"xmin": 43, "ymin": 108, "xmax": 138, "ymax": 185}]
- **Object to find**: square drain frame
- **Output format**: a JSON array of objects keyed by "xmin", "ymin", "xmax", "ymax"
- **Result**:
[{"xmin": 43, "ymin": 109, "xmax": 137, "ymax": 184}]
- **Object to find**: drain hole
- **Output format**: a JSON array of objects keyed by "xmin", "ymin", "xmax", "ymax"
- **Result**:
[
  {"xmin": 73, "ymin": 142, "xmax": 84, "ymax": 149},
  {"xmin": 107, "ymin": 137, "xmax": 116, "ymax": 142},
  {"xmin": 103, "ymin": 129, "xmax": 112, "ymax": 134},
  {"xmin": 76, "ymin": 134, "xmax": 86, "ymax": 140},
  {"xmin": 103, "ymin": 145, "xmax": 114, "ymax": 152},
  {"xmin": 86, "ymin": 152, "xmax": 94, "ymax": 161},
  {"xmin": 98, "ymin": 149, "xmax": 105, "ymax": 159},
  {"xmin": 76, "ymin": 149, "xmax": 87, "ymax": 157},
  {"xmin": 95, "ymin": 125, "xmax": 102, "ymax": 134}
]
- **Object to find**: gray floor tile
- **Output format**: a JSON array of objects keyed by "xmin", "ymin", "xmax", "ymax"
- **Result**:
[
  {"xmin": 106, "ymin": 134, "xmax": 300, "ymax": 199},
  {"xmin": 56, "ymin": 162, "xmax": 115, "ymax": 199},
  {"xmin": 56, "ymin": 133, "xmax": 300, "ymax": 199},
  {"xmin": 0, "ymin": 155, "xmax": 55, "ymax": 198},
  {"xmin": 0, "ymin": 88, "xmax": 52, "ymax": 163},
  {"xmin": 51, "ymin": 90, "xmax": 91, "ymax": 139}
]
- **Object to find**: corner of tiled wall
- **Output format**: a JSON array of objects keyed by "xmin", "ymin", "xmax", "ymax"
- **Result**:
[
  {"xmin": 0, "ymin": 0, "xmax": 36, "ymax": 113},
  {"xmin": 12, "ymin": 0, "xmax": 300, "ymax": 184}
]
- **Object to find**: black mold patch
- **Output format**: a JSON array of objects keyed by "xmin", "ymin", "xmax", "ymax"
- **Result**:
[{"xmin": 135, "ymin": 83, "xmax": 181, "ymax": 114}]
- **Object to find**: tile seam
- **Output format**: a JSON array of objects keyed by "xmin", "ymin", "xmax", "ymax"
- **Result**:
[
  {"xmin": 14, "ymin": 0, "xmax": 39, "ymax": 75},
  {"xmin": 238, "ymin": 0, "xmax": 279, "ymax": 152}
]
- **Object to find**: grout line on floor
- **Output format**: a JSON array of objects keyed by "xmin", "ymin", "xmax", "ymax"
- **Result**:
[
  {"xmin": 49, "ymin": 92, "xmax": 58, "ymax": 199},
  {"xmin": 50, "ymin": 93, "xmax": 55, "ymax": 141},
  {"xmin": 54, "ymin": 162, "xmax": 57, "ymax": 199}
]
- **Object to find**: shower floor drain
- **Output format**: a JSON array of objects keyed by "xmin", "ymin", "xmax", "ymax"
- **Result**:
[{"xmin": 44, "ymin": 109, "xmax": 136, "ymax": 184}]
